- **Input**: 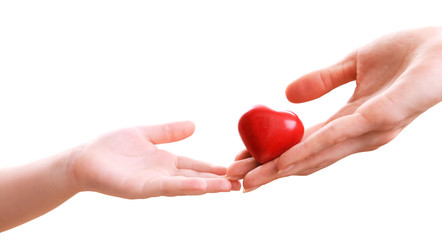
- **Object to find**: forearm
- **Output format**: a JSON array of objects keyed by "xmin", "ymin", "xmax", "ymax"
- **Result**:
[{"xmin": 0, "ymin": 150, "xmax": 79, "ymax": 232}]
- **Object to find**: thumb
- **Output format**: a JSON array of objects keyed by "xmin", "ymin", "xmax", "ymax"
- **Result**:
[
  {"xmin": 286, "ymin": 52, "xmax": 357, "ymax": 103},
  {"xmin": 138, "ymin": 121, "xmax": 195, "ymax": 144}
]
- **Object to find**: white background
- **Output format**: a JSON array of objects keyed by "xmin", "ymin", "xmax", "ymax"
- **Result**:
[{"xmin": 1, "ymin": 1, "xmax": 441, "ymax": 239}]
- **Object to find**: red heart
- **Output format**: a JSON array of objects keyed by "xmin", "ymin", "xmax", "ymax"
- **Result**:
[{"xmin": 238, "ymin": 105, "xmax": 304, "ymax": 164}]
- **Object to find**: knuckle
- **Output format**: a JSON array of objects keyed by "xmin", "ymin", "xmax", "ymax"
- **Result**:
[
  {"xmin": 364, "ymin": 145, "xmax": 382, "ymax": 151},
  {"xmin": 363, "ymin": 129, "xmax": 401, "ymax": 152},
  {"xmin": 376, "ymin": 130, "xmax": 400, "ymax": 146},
  {"xmin": 379, "ymin": 95, "xmax": 403, "ymax": 124},
  {"xmin": 358, "ymin": 95, "xmax": 404, "ymax": 130},
  {"xmin": 318, "ymin": 69, "xmax": 333, "ymax": 91},
  {"xmin": 325, "ymin": 122, "xmax": 347, "ymax": 145},
  {"xmin": 161, "ymin": 124, "xmax": 175, "ymax": 142}
]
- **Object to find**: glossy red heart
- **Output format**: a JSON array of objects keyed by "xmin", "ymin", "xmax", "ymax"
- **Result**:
[{"xmin": 238, "ymin": 105, "xmax": 304, "ymax": 164}]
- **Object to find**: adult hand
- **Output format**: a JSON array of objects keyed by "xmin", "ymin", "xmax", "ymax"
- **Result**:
[
  {"xmin": 70, "ymin": 121, "xmax": 240, "ymax": 198},
  {"xmin": 228, "ymin": 27, "xmax": 442, "ymax": 192}
]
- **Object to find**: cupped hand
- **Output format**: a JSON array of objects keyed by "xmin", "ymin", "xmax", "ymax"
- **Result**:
[
  {"xmin": 69, "ymin": 121, "xmax": 240, "ymax": 198},
  {"xmin": 228, "ymin": 27, "xmax": 442, "ymax": 192}
]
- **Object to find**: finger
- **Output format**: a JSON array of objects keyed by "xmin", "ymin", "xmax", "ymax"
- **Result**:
[
  {"xmin": 138, "ymin": 121, "xmax": 195, "ymax": 144},
  {"xmin": 146, "ymin": 177, "xmax": 234, "ymax": 197},
  {"xmin": 144, "ymin": 177, "xmax": 206, "ymax": 197},
  {"xmin": 325, "ymin": 101, "xmax": 362, "ymax": 123},
  {"xmin": 278, "ymin": 112, "xmax": 373, "ymax": 171},
  {"xmin": 176, "ymin": 156, "xmax": 226, "ymax": 175},
  {"xmin": 227, "ymin": 123, "xmax": 326, "ymax": 182},
  {"xmin": 279, "ymin": 128, "xmax": 402, "ymax": 176},
  {"xmin": 286, "ymin": 53, "xmax": 357, "ymax": 103},
  {"xmin": 230, "ymin": 180, "xmax": 242, "ymax": 191},
  {"xmin": 226, "ymin": 157, "xmax": 260, "ymax": 181},
  {"xmin": 303, "ymin": 122, "xmax": 326, "ymax": 139},
  {"xmin": 242, "ymin": 160, "xmax": 279, "ymax": 192},
  {"xmin": 204, "ymin": 178, "xmax": 237, "ymax": 193},
  {"xmin": 176, "ymin": 169, "xmax": 226, "ymax": 178},
  {"xmin": 235, "ymin": 149, "xmax": 252, "ymax": 161}
]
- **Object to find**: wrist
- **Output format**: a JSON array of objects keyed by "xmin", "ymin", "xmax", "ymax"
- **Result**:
[{"xmin": 61, "ymin": 144, "xmax": 86, "ymax": 195}]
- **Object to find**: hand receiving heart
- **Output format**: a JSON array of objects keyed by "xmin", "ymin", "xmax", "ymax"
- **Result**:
[{"xmin": 238, "ymin": 105, "xmax": 304, "ymax": 164}]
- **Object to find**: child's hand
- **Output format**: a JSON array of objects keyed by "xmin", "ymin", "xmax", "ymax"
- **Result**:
[{"xmin": 70, "ymin": 121, "xmax": 240, "ymax": 198}]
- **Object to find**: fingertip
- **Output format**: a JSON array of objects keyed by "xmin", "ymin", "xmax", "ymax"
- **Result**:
[
  {"xmin": 235, "ymin": 150, "xmax": 251, "ymax": 161},
  {"xmin": 201, "ymin": 178, "xmax": 238, "ymax": 193},
  {"xmin": 286, "ymin": 70, "xmax": 331, "ymax": 103},
  {"xmin": 180, "ymin": 120, "xmax": 196, "ymax": 137},
  {"xmin": 226, "ymin": 157, "xmax": 260, "ymax": 181},
  {"xmin": 230, "ymin": 180, "xmax": 242, "ymax": 191},
  {"xmin": 242, "ymin": 170, "xmax": 261, "ymax": 193},
  {"xmin": 213, "ymin": 166, "xmax": 227, "ymax": 176},
  {"xmin": 226, "ymin": 161, "xmax": 236, "ymax": 172},
  {"xmin": 242, "ymin": 160, "xmax": 279, "ymax": 192},
  {"xmin": 226, "ymin": 174, "xmax": 240, "ymax": 181},
  {"xmin": 285, "ymin": 73, "xmax": 318, "ymax": 103},
  {"xmin": 242, "ymin": 181, "xmax": 259, "ymax": 193},
  {"xmin": 168, "ymin": 120, "xmax": 196, "ymax": 140},
  {"xmin": 225, "ymin": 165, "xmax": 241, "ymax": 181},
  {"xmin": 243, "ymin": 186, "xmax": 259, "ymax": 193},
  {"xmin": 285, "ymin": 79, "xmax": 303, "ymax": 103},
  {"xmin": 242, "ymin": 177, "xmax": 255, "ymax": 192}
]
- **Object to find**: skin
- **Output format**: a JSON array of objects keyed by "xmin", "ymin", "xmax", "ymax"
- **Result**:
[
  {"xmin": 0, "ymin": 121, "xmax": 240, "ymax": 232},
  {"xmin": 227, "ymin": 26, "xmax": 442, "ymax": 192}
]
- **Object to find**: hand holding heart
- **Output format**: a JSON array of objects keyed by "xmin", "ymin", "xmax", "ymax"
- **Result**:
[{"xmin": 228, "ymin": 27, "xmax": 442, "ymax": 192}]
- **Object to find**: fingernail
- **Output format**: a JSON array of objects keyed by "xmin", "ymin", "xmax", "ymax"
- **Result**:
[
  {"xmin": 243, "ymin": 187, "xmax": 258, "ymax": 193},
  {"xmin": 277, "ymin": 164, "xmax": 296, "ymax": 175}
]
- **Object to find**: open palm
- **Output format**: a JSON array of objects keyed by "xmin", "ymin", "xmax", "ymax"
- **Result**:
[
  {"xmin": 70, "ymin": 121, "xmax": 239, "ymax": 198},
  {"xmin": 228, "ymin": 27, "xmax": 442, "ymax": 191}
]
